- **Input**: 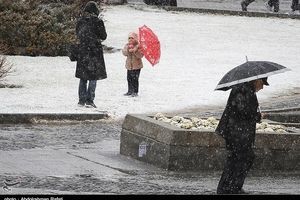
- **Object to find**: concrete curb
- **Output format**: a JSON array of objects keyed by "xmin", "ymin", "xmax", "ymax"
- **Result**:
[
  {"xmin": 262, "ymin": 107, "xmax": 300, "ymax": 124},
  {"xmin": 263, "ymin": 107, "xmax": 300, "ymax": 113},
  {"xmin": 161, "ymin": 6, "xmax": 300, "ymax": 20},
  {"xmin": 0, "ymin": 113, "xmax": 109, "ymax": 124},
  {"xmin": 265, "ymin": 112, "xmax": 300, "ymax": 123}
]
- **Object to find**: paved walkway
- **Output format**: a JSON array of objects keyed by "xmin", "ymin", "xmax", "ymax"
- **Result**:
[{"xmin": 0, "ymin": 122, "xmax": 299, "ymax": 195}]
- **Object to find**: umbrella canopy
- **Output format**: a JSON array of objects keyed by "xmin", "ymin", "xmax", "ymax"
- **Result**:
[
  {"xmin": 215, "ymin": 61, "xmax": 291, "ymax": 91},
  {"xmin": 138, "ymin": 25, "xmax": 160, "ymax": 66}
]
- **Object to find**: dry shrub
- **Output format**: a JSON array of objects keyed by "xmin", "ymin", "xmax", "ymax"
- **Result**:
[
  {"xmin": 0, "ymin": 45, "xmax": 13, "ymax": 80},
  {"xmin": 0, "ymin": 0, "xmax": 77, "ymax": 56},
  {"xmin": 0, "ymin": 0, "xmax": 109, "ymax": 56}
]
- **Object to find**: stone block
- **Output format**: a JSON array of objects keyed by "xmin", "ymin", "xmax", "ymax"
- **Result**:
[{"xmin": 120, "ymin": 114, "xmax": 300, "ymax": 172}]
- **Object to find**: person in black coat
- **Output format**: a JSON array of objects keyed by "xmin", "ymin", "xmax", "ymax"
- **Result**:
[
  {"xmin": 241, "ymin": 0, "xmax": 279, "ymax": 12},
  {"xmin": 215, "ymin": 78, "xmax": 269, "ymax": 194},
  {"xmin": 241, "ymin": 0, "xmax": 255, "ymax": 11},
  {"xmin": 75, "ymin": 1, "xmax": 107, "ymax": 108},
  {"xmin": 291, "ymin": 0, "xmax": 299, "ymax": 12},
  {"xmin": 265, "ymin": 0, "xmax": 280, "ymax": 12}
]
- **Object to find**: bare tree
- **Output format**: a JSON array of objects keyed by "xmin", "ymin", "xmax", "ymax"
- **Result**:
[{"xmin": 0, "ymin": 46, "xmax": 13, "ymax": 81}]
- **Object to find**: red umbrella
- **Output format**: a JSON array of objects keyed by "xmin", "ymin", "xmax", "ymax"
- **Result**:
[{"xmin": 138, "ymin": 25, "xmax": 161, "ymax": 66}]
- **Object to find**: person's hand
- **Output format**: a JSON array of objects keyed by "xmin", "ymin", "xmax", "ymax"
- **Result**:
[
  {"xmin": 256, "ymin": 112, "xmax": 262, "ymax": 123},
  {"xmin": 128, "ymin": 44, "xmax": 135, "ymax": 53},
  {"xmin": 128, "ymin": 44, "xmax": 134, "ymax": 49},
  {"xmin": 128, "ymin": 45, "xmax": 138, "ymax": 53},
  {"xmin": 261, "ymin": 112, "xmax": 268, "ymax": 119}
]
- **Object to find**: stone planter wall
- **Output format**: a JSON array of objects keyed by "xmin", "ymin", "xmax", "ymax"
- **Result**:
[{"xmin": 120, "ymin": 114, "xmax": 300, "ymax": 172}]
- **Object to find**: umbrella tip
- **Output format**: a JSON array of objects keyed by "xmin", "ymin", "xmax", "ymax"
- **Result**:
[{"xmin": 245, "ymin": 56, "xmax": 248, "ymax": 62}]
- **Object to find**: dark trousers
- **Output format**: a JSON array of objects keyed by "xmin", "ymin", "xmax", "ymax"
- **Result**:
[
  {"xmin": 267, "ymin": 0, "xmax": 280, "ymax": 12},
  {"xmin": 127, "ymin": 69, "xmax": 141, "ymax": 94},
  {"xmin": 291, "ymin": 0, "xmax": 299, "ymax": 11},
  {"xmin": 217, "ymin": 138, "xmax": 255, "ymax": 194},
  {"xmin": 241, "ymin": 0, "xmax": 255, "ymax": 6},
  {"xmin": 242, "ymin": 0, "xmax": 279, "ymax": 11},
  {"xmin": 78, "ymin": 79, "xmax": 97, "ymax": 103}
]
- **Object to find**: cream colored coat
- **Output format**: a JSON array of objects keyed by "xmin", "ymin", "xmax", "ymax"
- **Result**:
[{"xmin": 122, "ymin": 43, "xmax": 144, "ymax": 70}]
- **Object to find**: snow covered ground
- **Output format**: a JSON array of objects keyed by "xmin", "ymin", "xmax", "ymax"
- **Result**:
[{"xmin": 1, "ymin": 4, "xmax": 300, "ymax": 120}]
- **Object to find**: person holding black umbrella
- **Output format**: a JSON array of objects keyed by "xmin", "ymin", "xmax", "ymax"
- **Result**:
[{"xmin": 215, "ymin": 77, "xmax": 269, "ymax": 194}]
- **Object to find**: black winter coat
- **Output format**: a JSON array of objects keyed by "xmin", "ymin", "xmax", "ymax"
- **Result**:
[
  {"xmin": 75, "ymin": 13, "xmax": 107, "ymax": 80},
  {"xmin": 215, "ymin": 82, "xmax": 261, "ymax": 149}
]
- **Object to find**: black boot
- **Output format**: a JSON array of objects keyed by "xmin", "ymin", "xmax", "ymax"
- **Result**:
[{"xmin": 86, "ymin": 100, "xmax": 97, "ymax": 108}]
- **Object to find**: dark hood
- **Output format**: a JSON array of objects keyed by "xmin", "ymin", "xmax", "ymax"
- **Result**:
[{"xmin": 83, "ymin": 1, "xmax": 99, "ymax": 16}]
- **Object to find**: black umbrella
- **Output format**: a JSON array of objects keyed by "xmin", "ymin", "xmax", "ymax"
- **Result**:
[{"xmin": 215, "ymin": 61, "xmax": 291, "ymax": 91}]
